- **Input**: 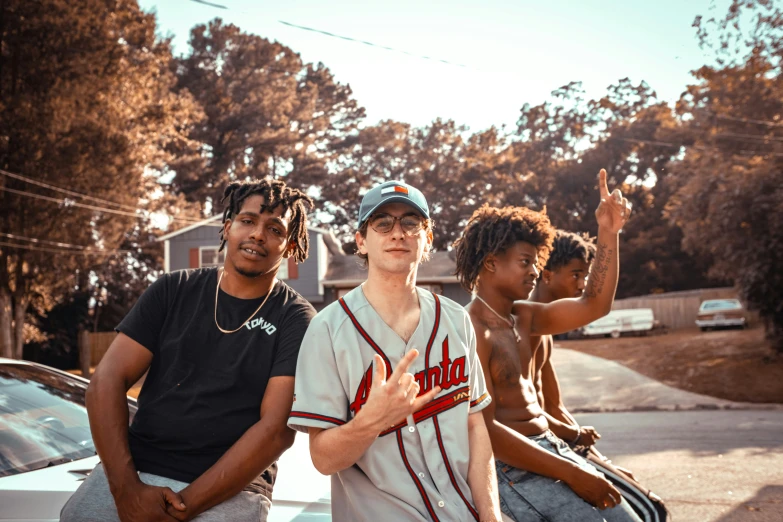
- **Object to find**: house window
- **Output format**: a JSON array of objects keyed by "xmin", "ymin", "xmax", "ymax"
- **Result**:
[
  {"xmin": 277, "ymin": 260, "xmax": 288, "ymax": 280},
  {"xmin": 199, "ymin": 247, "xmax": 225, "ymax": 268},
  {"xmin": 418, "ymin": 283, "xmax": 443, "ymax": 294}
]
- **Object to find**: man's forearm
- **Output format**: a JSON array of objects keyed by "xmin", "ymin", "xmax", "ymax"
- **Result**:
[
  {"xmin": 467, "ymin": 416, "xmax": 501, "ymax": 521},
  {"xmin": 545, "ymin": 399, "xmax": 578, "ymax": 427},
  {"xmin": 309, "ymin": 413, "xmax": 381, "ymax": 475},
  {"xmin": 487, "ymin": 420, "xmax": 580, "ymax": 483},
  {"xmin": 175, "ymin": 420, "xmax": 296, "ymax": 518},
  {"xmin": 85, "ymin": 374, "xmax": 140, "ymax": 495},
  {"xmin": 582, "ymin": 228, "xmax": 619, "ymax": 312},
  {"xmin": 542, "ymin": 412, "xmax": 579, "ymax": 443}
]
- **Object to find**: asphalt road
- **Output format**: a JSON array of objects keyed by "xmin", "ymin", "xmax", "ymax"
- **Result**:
[{"xmin": 575, "ymin": 410, "xmax": 783, "ymax": 522}]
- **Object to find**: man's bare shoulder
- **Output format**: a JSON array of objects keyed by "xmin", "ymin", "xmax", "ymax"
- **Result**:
[
  {"xmin": 465, "ymin": 301, "xmax": 491, "ymax": 337},
  {"xmin": 511, "ymin": 300, "xmax": 535, "ymax": 327}
]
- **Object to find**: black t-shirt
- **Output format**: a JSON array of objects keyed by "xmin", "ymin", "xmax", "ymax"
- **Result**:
[{"xmin": 116, "ymin": 267, "xmax": 315, "ymax": 497}]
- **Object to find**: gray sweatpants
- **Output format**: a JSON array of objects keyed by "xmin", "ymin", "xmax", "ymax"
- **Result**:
[{"xmin": 60, "ymin": 463, "xmax": 271, "ymax": 522}]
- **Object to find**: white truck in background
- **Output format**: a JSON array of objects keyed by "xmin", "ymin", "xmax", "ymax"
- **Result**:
[{"xmin": 578, "ymin": 308, "xmax": 656, "ymax": 339}]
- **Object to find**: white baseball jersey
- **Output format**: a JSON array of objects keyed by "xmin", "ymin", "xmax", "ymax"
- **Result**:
[{"xmin": 288, "ymin": 286, "xmax": 492, "ymax": 521}]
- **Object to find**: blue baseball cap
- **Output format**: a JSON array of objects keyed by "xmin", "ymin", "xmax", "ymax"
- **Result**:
[{"xmin": 357, "ymin": 181, "xmax": 430, "ymax": 228}]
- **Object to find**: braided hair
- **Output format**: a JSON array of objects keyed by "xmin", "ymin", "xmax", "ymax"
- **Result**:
[
  {"xmin": 454, "ymin": 203, "xmax": 555, "ymax": 293},
  {"xmin": 219, "ymin": 178, "xmax": 314, "ymax": 263},
  {"xmin": 543, "ymin": 230, "xmax": 596, "ymax": 275}
]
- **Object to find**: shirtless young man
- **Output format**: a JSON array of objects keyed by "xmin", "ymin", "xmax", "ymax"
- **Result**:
[
  {"xmin": 454, "ymin": 170, "xmax": 641, "ymax": 522},
  {"xmin": 531, "ymin": 230, "xmax": 668, "ymax": 522},
  {"xmin": 529, "ymin": 230, "xmax": 598, "ymax": 447}
]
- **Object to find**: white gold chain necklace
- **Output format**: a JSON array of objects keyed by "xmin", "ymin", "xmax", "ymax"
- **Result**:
[
  {"xmin": 214, "ymin": 268, "xmax": 276, "ymax": 334},
  {"xmin": 475, "ymin": 295, "xmax": 521, "ymax": 342}
]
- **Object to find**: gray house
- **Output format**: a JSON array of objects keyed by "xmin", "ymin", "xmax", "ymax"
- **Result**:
[
  {"xmin": 159, "ymin": 216, "xmax": 471, "ymax": 309},
  {"xmin": 320, "ymin": 250, "xmax": 471, "ymax": 307},
  {"xmin": 157, "ymin": 215, "xmax": 333, "ymax": 307}
]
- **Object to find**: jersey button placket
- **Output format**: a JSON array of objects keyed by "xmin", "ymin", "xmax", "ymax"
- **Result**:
[{"xmin": 437, "ymin": 500, "xmax": 445, "ymax": 508}]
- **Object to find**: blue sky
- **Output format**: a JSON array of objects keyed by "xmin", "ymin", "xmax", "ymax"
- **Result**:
[{"xmin": 139, "ymin": 0, "xmax": 729, "ymax": 132}]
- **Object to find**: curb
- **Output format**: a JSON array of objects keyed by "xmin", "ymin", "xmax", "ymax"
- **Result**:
[{"xmin": 570, "ymin": 402, "xmax": 783, "ymax": 414}]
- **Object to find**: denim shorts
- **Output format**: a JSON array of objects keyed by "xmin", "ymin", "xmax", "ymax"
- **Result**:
[{"xmin": 495, "ymin": 431, "xmax": 642, "ymax": 522}]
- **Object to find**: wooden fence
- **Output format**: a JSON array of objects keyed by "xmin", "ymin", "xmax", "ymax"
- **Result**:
[
  {"xmin": 78, "ymin": 330, "xmax": 118, "ymax": 375},
  {"xmin": 75, "ymin": 288, "xmax": 751, "ymax": 371},
  {"xmin": 612, "ymin": 287, "xmax": 756, "ymax": 330}
]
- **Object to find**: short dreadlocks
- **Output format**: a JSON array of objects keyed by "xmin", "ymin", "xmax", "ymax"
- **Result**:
[
  {"xmin": 543, "ymin": 230, "xmax": 596, "ymax": 276},
  {"xmin": 219, "ymin": 178, "xmax": 314, "ymax": 263},
  {"xmin": 454, "ymin": 204, "xmax": 556, "ymax": 293}
]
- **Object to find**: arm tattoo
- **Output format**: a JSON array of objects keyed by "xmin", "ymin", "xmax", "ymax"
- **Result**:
[{"xmin": 585, "ymin": 242, "xmax": 612, "ymax": 299}]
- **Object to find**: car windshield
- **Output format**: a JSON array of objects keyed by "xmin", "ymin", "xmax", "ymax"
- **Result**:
[
  {"xmin": 701, "ymin": 300, "xmax": 741, "ymax": 311},
  {"xmin": 0, "ymin": 364, "xmax": 132, "ymax": 477}
]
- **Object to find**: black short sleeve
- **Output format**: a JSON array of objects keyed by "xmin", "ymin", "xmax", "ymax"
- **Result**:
[
  {"xmin": 116, "ymin": 273, "xmax": 172, "ymax": 355},
  {"xmin": 270, "ymin": 300, "xmax": 316, "ymax": 378}
]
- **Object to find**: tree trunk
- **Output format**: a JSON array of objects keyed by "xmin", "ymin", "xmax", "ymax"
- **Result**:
[
  {"xmin": 0, "ymin": 288, "xmax": 12, "ymax": 358},
  {"xmin": 12, "ymin": 294, "xmax": 27, "ymax": 359}
]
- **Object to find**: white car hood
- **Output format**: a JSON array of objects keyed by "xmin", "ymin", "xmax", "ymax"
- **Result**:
[
  {"xmin": 0, "ymin": 436, "xmax": 332, "ymax": 521},
  {"xmin": 0, "ymin": 454, "xmax": 100, "ymax": 521}
]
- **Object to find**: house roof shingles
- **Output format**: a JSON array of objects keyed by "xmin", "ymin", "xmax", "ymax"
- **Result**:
[{"xmin": 323, "ymin": 250, "xmax": 459, "ymax": 287}]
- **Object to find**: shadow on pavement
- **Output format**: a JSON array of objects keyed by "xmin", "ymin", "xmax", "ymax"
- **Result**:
[{"xmin": 714, "ymin": 485, "xmax": 783, "ymax": 522}]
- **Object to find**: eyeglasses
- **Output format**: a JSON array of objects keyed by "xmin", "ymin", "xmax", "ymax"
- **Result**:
[{"xmin": 369, "ymin": 213, "xmax": 426, "ymax": 235}]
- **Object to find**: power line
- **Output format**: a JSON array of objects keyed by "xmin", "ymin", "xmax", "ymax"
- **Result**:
[
  {"xmin": 0, "ymin": 169, "xmax": 205, "ymax": 225},
  {"xmin": 715, "ymin": 114, "xmax": 783, "ymax": 128},
  {"xmin": 0, "ymin": 186, "xmax": 154, "ymax": 219},
  {"xmin": 277, "ymin": 21, "xmax": 469, "ymax": 68},
  {"xmin": 0, "ymin": 232, "xmax": 132, "ymax": 253},
  {"xmin": 611, "ymin": 136, "xmax": 783, "ymax": 157},
  {"xmin": 0, "ymin": 186, "xmax": 206, "ymax": 226},
  {"xmin": 190, "ymin": 0, "xmax": 227, "ymax": 8},
  {"xmin": 0, "ymin": 241, "xmax": 129, "ymax": 257},
  {"xmin": 0, "ymin": 168, "xmax": 140, "ymax": 212},
  {"xmin": 185, "ymin": 0, "xmax": 469, "ymax": 69}
]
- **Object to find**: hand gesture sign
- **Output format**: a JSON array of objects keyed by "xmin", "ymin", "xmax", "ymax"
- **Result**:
[
  {"xmin": 595, "ymin": 169, "xmax": 632, "ymax": 233},
  {"xmin": 360, "ymin": 350, "xmax": 441, "ymax": 433}
]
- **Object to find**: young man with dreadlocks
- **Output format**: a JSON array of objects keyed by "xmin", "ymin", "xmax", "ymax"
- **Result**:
[
  {"xmin": 61, "ymin": 179, "xmax": 315, "ymax": 522},
  {"xmin": 530, "ymin": 230, "xmax": 669, "ymax": 522},
  {"xmin": 454, "ymin": 170, "xmax": 642, "ymax": 522}
]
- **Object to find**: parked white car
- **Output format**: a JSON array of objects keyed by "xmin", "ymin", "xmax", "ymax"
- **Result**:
[
  {"xmin": 0, "ymin": 358, "xmax": 330, "ymax": 521},
  {"xmin": 579, "ymin": 308, "xmax": 655, "ymax": 339},
  {"xmin": 695, "ymin": 298, "xmax": 748, "ymax": 331}
]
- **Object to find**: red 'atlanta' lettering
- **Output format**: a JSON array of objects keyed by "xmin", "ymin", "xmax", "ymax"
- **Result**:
[{"xmin": 350, "ymin": 336, "xmax": 467, "ymax": 416}]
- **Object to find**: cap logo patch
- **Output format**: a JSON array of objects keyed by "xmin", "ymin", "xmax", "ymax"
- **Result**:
[{"xmin": 381, "ymin": 185, "xmax": 409, "ymax": 195}]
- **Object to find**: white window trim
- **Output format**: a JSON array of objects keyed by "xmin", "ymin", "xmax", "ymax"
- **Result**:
[
  {"xmin": 199, "ymin": 246, "xmax": 225, "ymax": 268},
  {"xmin": 277, "ymin": 259, "xmax": 288, "ymax": 280}
]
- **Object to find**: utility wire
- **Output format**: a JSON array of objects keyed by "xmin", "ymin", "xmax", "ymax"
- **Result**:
[
  {"xmin": 0, "ymin": 232, "xmax": 133, "ymax": 253},
  {"xmin": 715, "ymin": 114, "xmax": 783, "ymax": 128},
  {"xmin": 186, "ymin": 0, "xmax": 468, "ymax": 68},
  {"xmin": 0, "ymin": 186, "xmax": 154, "ymax": 219},
  {"xmin": 611, "ymin": 136, "xmax": 783, "ymax": 157},
  {"xmin": 0, "ymin": 168, "xmax": 141, "ymax": 212},
  {"xmin": 0, "ymin": 241, "xmax": 129, "ymax": 256},
  {"xmin": 0, "ymin": 169, "xmax": 205, "ymax": 225},
  {"xmin": 0, "ymin": 176, "xmax": 205, "ymax": 225}
]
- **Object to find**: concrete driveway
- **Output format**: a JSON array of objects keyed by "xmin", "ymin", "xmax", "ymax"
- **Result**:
[
  {"xmin": 551, "ymin": 345, "xmax": 781, "ymax": 413},
  {"xmin": 575, "ymin": 410, "xmax": 783, "ymax": 522},
  {"xmin": 551, "ymin": 346, "xmax": 783, "ymax": 521}
]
